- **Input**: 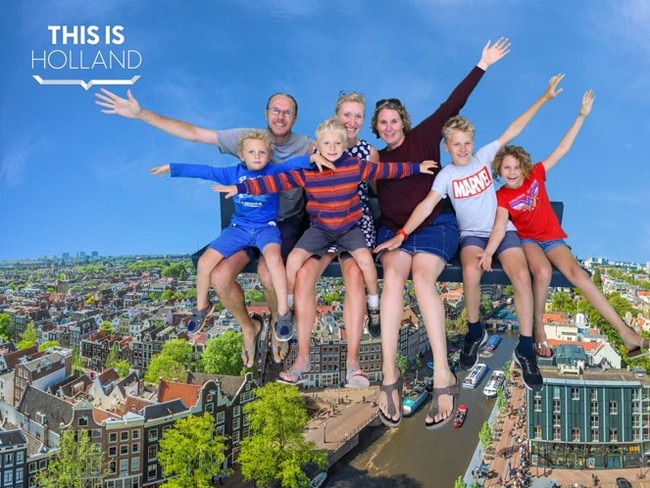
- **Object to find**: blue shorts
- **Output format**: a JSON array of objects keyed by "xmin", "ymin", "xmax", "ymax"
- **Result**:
[
  {"xmin": 376, "ymin": 212, "xmax": 459, "ymax": 263},
  {"xmin": 210, "ymin": 223, "xmax": 281, "ymax": 258},
  {"xmin": 460, "ymin": 231, "xmax": 522, "ymax": 256},
  {"xmin": 521, "ymin": 238, "xmax": 567, "ymax": 253}
]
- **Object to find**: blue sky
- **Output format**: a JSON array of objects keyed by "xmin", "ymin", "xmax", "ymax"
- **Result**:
[{"xmin": 1, "ymin": 0, "xmax": 649, "ymax": 264}]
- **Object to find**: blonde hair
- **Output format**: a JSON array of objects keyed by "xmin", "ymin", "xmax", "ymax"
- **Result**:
[
  {"xmin": 315, "ymin": 117, "xmax": 348, "ymax": 143},
  {"xmin": 335, "ymin": 91, "xmax": 366, "ymax": 116},
  {"xmin": 237, "ymin": 129, "xmax": 275, "ymax": 156},
  {"xmin": 442, "ymin": 115, "xmax": 475, "ymax": 143},
  {"xmin": 492, "ymin": 145, "xmax": 534, "ymax": 179}
]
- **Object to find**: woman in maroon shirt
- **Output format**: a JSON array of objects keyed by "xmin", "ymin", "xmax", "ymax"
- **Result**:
[{"xmin": 371, "ymin": 38, "xmax": 510, "ymax": 429}]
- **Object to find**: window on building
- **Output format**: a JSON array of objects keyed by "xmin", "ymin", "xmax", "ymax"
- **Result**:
[
  {"xmin": 206, "ymin": 403, "xmax": 214, "ymax": 414},
  {"xmin": 233, "ymin": 417, "xmax": 240, "ymax": 431},
  {"xmin": 572, "ymin": 428, "xmax": 580, "ymax": 441},
  {"xmin": 552, "ymin": 399, "xmax": 561, "ymax": 414},
  {"xmin": 609, "ymin": 401, "xmax": 618, "ymax": 415},
  {"xmin": 109, "ymin": 446, "xmax": 117, "ymax": 457},
  {"xmin": 120, "ymin": 445, "xmax": 129, "ymax": 455},
  {"xmin": 590, "ymin": 416, "xmax": 599, "ymax": 428},
  {"xmin": 92, "ymin": 429, "xmax": 102, "ymax": 438},
  {"xmin": 591, "ymin": 388, "xmax": 598, "ymax": 401},
  {"xmin": 78, "ymin": 416, "xmax": 88, "ymax": 426},
  {"xmin": 121, "ymin": 431, "xmax": 129, "ymax": 442},
  {"xmin": 110, "ymin": 432, "xmax": 118, "ymax": 443},
  {"xmin": 5, "ymin": 452, "xmax": 14, "ymax": 465},
  {"xmin": 591, "ymin": 401, "xmax": 598, "ymax": 415},
  {"xmin": 147, "ymin": 464, "xmax": 157, "ymax": 481},
  {"xmin": 553, "ymin": 413, "xmax": 561, "ymax": 427},
  {"xmin": 591, "ymin": 427, "xmax": 599, "ymax": 442},
  {"xmin": 132, "ymin": 443, "xmax": 140, "ymax": 454},
  {"xmin": 132, "ymin": 429, "xmax": 140, "ymax": 440},
  {"xmin": 609, "ymin": 428, "xmax": 618, "ymax": 442},
  {"xmin": 16, "ymin": 452, "xmax": 24, "ymax": 465},
  {"xmin": 234, "ymin": 405, "xmax": 241, "ymax": 418},
  {"xmin": 16, "ymin": 467, "xmax": 24, "ymax": 483},
  {"xmin": 120, "ymin": 459, "xmax": 128, "ymax": 474},
  {"xmin": 109, "ymin": 461, "xmax": 117, "ymax": 474},
  {"xmin": 534, "ymin": 425, "xmax": 542, "ymax": 439},
  {"xmin": 533, "ymin": 397, "xmax": 542, "ymax": 412},
  {"xmin": 148, "ymin": 429, "xmax": 158, "ymax": 441},
  {"xmin": 553, "ymin": 386, "xmax": 560, "ymax": 399},
  {"xmin": 217, "ymin": 425, "xmax": 225, "ymax": 437},
  {"xmin": 147, "ymin": 445, "xmax": 157, "ymax": 462},
  {"xmin": 131, "ymin": 457, "xmax": 140, "ymax": 472},
  {"xmin": 571, "ymin": 387, "xmax": 579, "ymax": 400},
  {"xmin": 232, "ymin": 431, "xmax": 240, "ymax": 445},
  {"xmin": 553, "ymin": 427, "xmax": 561, "ymax": 440},
  {"xmin": 4, "ymin": 469, "xmax": 13, "ymax": 485},
  {"xmin": 216, "ymin": 412, "xmax": 225, "ymax": 425}
]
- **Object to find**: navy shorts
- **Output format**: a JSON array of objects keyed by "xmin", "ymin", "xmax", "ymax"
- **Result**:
[
  {"xmin": 460, "ymin": 230, "xmax": 522, "ymax": 256},
  {"xmin": 521, "ymin": 238, "xmax": 567, "ymax": 253},
  {"xmin": 376, "ymin": 212, "xmax": 459, "ymax": 263}
]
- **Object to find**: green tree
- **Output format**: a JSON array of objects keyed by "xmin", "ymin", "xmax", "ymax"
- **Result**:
[
  {"xmin": 71, "ymin": 345, "xmax": 85, "ymax": 372},
  {"xmin": 105, "ymin": 344, "xmax": 120, "ymax": 370},
  {"xmin": 454, "ymin": 476, "xmax": 468, "ymax": 488},
  {"xmin": 0, "ymin": 313, "xmax": 12, "ymax": 339},
  {"xmin": 592, "ymin": 267, "xmax": 603, "ymax": 291},
  {"xmin": 158, "ymin": 413, "xmax": 226, "ymax": 488},
  {"xmin": 245, "ymin": 289, "xmax": 265, "ymax": 303},
  {"xmin": 397, "ymin": 353, "xmax": 408, "ymax": 379},
  {"xmin": 496, "ymin": 386, "xmax": 507, "ymax": 412},
  {"xmin": 238, "ymin": 383, "xmax": 327, "ymax": 488},
  {"xmin": 160, "ymin": 289, "xmax": 174, "ymax": 303},
  {"xmin": 145, "ymin": 354, "xmax": 188, "ymax": 383},
  {"xmin": 39, "ymin": 340, "xmax": 61, "ymax": 352},
  {"xmin": 201, "ymin": 330, "xmax": 244, "ymax": 375},
  {"xmin": 113, "ymin": 360, "xmax": 132, "ymax": 377},
  {"xmin": 99, "ymin": 321, "xmax": 114, "ymax": 333},
  {"xmin": 549, "ymin": 290, "xmax": 576, "ymax": 313},
  {"xmin": 33, "ymin": 428, "xmax": 105, "ymax": 487},
  {"xmin": 414, "ymin": 355, "xmax": 422, "ymax": 380},
  {"xmin": 161, "ymin": 338, "xmax": 193, "ymax": 365},
  {"xmin": 17, "ymin": 322, "xmax": 38, "ymax": 350},
  {"xmin": 479, "ymin": 421, "xmax": 492, "ymax": 450}
]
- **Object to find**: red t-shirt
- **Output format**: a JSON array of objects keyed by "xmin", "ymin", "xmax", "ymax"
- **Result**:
[{"xmin": 496, "ymin": 163, "xmax": 567, "ymax": 241}]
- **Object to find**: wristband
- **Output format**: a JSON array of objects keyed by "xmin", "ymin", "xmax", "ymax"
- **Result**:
[{"xmin": 397, "ymin": 229, "xmax": 408, "ymax": 241}]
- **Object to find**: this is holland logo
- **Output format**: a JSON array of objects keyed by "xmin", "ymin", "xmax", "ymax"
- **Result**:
[{"xmin": 32, "ymin": 25, "xmax": 142, "ymax": 91}]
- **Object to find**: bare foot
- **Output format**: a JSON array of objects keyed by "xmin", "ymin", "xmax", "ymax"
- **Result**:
[
  {"xmin": 271, "ymin": 323, "xmax": 289, "ymax": 364},
  {"xmin": 241, "ymin": 315, "xmax": 263, "ymax": 368}
]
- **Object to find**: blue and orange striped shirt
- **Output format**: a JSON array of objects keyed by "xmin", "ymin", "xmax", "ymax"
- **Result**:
[{"xmin": 236, "ymin": 154, "xmax": 422, "ymax": 233}]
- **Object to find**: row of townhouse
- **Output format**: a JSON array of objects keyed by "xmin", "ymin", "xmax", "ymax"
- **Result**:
[{"xmin": 0, "ymin": 342, "xmax": 259, "ymax": 488}]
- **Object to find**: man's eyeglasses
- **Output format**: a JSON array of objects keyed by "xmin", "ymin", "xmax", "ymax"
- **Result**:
[
  {"xmin": 375, "ymin": 98, "xmax": 402, "ymax": 108},
  {"xmin": 268, "ymin": 107, "xmax": 295, "ymax": 117}
]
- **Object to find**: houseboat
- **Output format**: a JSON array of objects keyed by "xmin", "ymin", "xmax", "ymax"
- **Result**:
[
  {"xmin": 402, "ymin": 384, "xmax": 428, "ymax": 417},
  {"xmin": 462, "ymin": 363, "xmax": 488, "ymax": 389},
  {"xmin": 483, "ymin": 369, "xmax": 505, "ymax": 398}
]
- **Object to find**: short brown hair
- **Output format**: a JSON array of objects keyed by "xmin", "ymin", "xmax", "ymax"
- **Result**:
[{"xmin": 370, "ymin": 98, "xmax": 411, "ymax": 138}]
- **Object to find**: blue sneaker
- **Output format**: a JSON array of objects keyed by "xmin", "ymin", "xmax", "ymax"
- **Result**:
[
  {"xmin": 187, "ymin": 304, "xmax": 214, "ymax": 335},
  {"xmin": 275, "ymin": 313, "xmax": 294, "ymax": 342}
]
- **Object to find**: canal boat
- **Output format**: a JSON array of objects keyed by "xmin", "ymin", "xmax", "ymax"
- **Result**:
[
  {"xmin": 309, "ymin": 471, "xmax": 327, "ymax": 488},
  {"xmin": 462, "ymin": 362, "xmax": 488, "ymax": 389},
  {"xmin": 482, "ymin": 334, "xmax": 501, "ymax": 352},
  {"xmin": 402, "ymin": 384, "xmax": 429, "ymax": 417},
  {"xmin": 482, "ymin": 369, "xmax": 505, "ymax": 398},
  {"xmin": 453, "ymin": 404, "xmax": 467, "ymax": 428}
]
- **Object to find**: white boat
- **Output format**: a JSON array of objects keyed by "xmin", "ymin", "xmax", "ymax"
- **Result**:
[
  {"xmin": 482, "ymin": 369, "xmax": 505, "ymax": 398},
  {"xmin": 309, "ymin": 471, "xmax": 327, "ymax": 488},
  {"xmin": 462, "ymin": 363, "xmax": 488, "ymax": 389}
]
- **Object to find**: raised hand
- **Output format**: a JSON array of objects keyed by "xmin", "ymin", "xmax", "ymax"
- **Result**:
[
  {"xmin": 478, "ymin": 37, "xmax": 511, "ymax": 69},
  {"xmin": 579, "ymin": 89, "xmax": 595, "ymax": 117},
  {"xmin": 212, "ymin": 184, "xmax": 238, "ymax": 199},
  {"xmin": 150, "ymin": 164, "xmax": 170, "ymax": 177},
  {"xmin": 95, "ymin": 89, "xmax": 141, "ymax": 118},
  {"xmin": 310, "ymin": 153, "xmax": 336, "ymax": 171},
  {"xmin": 543, "ymin": 74, "xmax": 565, "ymax": 102}
]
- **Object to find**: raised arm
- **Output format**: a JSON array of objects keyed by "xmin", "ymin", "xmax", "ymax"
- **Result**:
[
  {"xmin": 496, "ymin": 74, "xmax": 564, "ymax": 147},
  {"xmin": 542, "ymin": 89, "xmax": 595, "ymax": 172},
  {"xmin": 373, "ymin": 189, "xmax": 443, "ymax": 253},
  {"xmin": 476, "ymin": 37, "xmax": 511, "ymax": 71},
  {"xmin": 95, "ymin": 89, "xmax": 219, "ymax": 145}
]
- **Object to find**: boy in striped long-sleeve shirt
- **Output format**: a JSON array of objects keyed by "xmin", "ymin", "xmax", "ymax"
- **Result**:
[{"xmin": 214, "ymin": 118, "xmax": 436, "ymax": 337}]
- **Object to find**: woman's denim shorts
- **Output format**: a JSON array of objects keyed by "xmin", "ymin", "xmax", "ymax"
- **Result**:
[
  {"xmin": 376, "ymin": 212, "xmax": 459, "ymax": 263},
  {"xmin": 521, "ymin": 238, "xmax": 567, "ymax": 253}
]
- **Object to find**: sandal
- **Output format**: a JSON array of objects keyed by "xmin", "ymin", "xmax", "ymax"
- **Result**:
[
  {"xmin": 425, "ymin": 373, "xmax": 459, "ymax": 431},
  {"xmin": 345, "ymin": 368, "xmax": 370, "ymax": 388},
  {"xmin": 242, "ymin": 314, "xmax": 263, "ymax": 369},
  {"xmin": 277, "ymin": 368, "xmax": 305, "ymax": 385},
  {"xmin": 628, "ymin": 338, "xmax": 650, "ymax": 359},
  {"xmin": 536, "ymin": 341, "xmax": 555, "ymax": 359},
  {"xmin": 188, "ymin": 303, "xmax": 215, "ymax": 335},
  {"xmin": 378, "ymin": 374, "xmax": 403, "ymax": 428}
]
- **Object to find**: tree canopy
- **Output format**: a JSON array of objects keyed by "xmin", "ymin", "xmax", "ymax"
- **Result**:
[{"xmin": 201, "ymin": 330, "xmax": 244, "ymax": 375}]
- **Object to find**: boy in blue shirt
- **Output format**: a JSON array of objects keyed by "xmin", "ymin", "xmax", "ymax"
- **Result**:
[{"xmin": 151, "ymin": 130, "xmax": 330, "ymax": 364}]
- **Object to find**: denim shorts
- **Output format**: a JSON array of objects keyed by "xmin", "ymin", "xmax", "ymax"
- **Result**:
[
  {"xmin": 376, "ymin": 212, "xmax": 459, "ymax": 263},
  {"xmin": 460, "ymin": 231, "xmax": 522, "ymax": 256},
  {"xmin": 520, "ymin": 238, "xmax": 567, "ymax": 253},
  {"xmin": 210, "ymin": 223, "xmax": 281, "ymax": 258}
]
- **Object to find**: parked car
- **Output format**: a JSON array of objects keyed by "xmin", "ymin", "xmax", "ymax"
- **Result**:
[{"xmin": 616, "ymin": 477, "xmax": 633, "ymax": 488}]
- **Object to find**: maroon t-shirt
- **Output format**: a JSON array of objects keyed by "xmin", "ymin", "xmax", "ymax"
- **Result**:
[{"xmin": 377, "ymin": 66, "xmax": 485, "ymax": 232}]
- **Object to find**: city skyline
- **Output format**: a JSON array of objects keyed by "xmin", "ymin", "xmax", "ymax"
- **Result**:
[{"xmin": 2, "ymin": 1, "xmax": 650, "ymax": 263}]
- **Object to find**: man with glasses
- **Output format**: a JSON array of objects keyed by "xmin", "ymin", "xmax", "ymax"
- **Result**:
[{"xmin": 95, "ymin": 89, "xmax": 312, "ymax": 365}]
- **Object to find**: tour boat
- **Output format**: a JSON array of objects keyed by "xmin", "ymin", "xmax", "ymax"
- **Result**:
[
  {"xmin": 453, "ymin": 404, "xmax": 468, "ymax": 428},
  {"xmin": 482, "ymin": 334, "xmax": 501, "ymax": 352},
  {"xmin": 462, "ymin": 363, "xmax": 488, "ymax": 389},
  {"xmin": 482, "ymin": 369, "xmax": 505, "ymax": 398},
  {"xmin": 402, "ymin": 384, "xmax": 429, "ymax": 417},
  {"xmin": 309, "ymin": 471, "xmax": 327, "ymax": 488}
]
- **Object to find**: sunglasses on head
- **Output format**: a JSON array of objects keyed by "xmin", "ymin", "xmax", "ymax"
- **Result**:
[{"xmin": 375, "ymin": 98, "xmax": 402, "ymax": 108}]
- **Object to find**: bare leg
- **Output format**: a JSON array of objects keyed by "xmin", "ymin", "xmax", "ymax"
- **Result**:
[
  {"xmin": 460, "ymin": 246, "xmax": 484, "ymax": 324},
  {"xmin": 523, "ymin": 243, "xmax": 553, "ymax": 354},
  {"xmin": 377, "ymin": 250, "xmax": 411, "ymax": 423},
  {"xmin": 499, "ymin": 247, "xmax": 534, "ymax": 338},
  {"xmin": 261, "ymin": 244, "xmax": 289, "ymax": 316},
  {"xmin": 210, "ymin": 250, "xmax": 261, "ymax": 367},
  {"xmin": 411, "ymin": 253, "xmax": 457, "ymax": 426},
  {"xmin": 349, "ymin": 248, "xmax": 378, "ymax": 296},
  {"xmin": 257, "ymin": 256, "xmax": 286, "ymax": 363},
  {"xmin": 341, "ymin": 256, "xmax": 366, "ymax": 374},
  {"xmin": 278, "ymin": 253, "xmax": 336, "ymax": 382},
  {"xmin": 196, "ymin": 248, "xmax": 223, "ymax": 310},
  {"xmin": 546, "ymin": 245, "xmax": 646, "ymax": 352}
]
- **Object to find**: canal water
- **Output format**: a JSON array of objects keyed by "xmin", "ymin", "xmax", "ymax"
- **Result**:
[{"xmin": 326, "ymin": 332, "xmax": 517, "ymax": 487}]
